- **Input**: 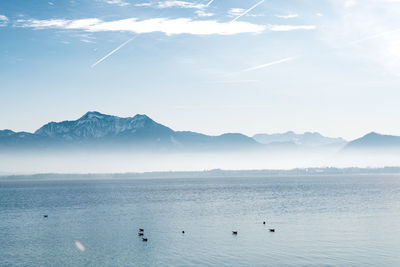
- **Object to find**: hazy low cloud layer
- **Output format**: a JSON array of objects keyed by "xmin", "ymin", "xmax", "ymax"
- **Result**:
[{"xmin": 1, "ymin": 150, "xmax": 400, "ymax": 174}]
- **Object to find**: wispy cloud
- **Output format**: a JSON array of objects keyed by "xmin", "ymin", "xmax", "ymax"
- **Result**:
[
  {"xmin": 195, "ymin": 10, "xmax": 214, "ymax": 17},
  {"xmin": 105, "ymin": 0, "xmax": 130, "ymax": 6},
  {"xmin": 231, "ymin": 0, "xmax": 265, "ymax": 22},
  {"xmin": 135, "ymin": 3, "xmax": 152, "ymax": 7},
  {"xmin": 155, "ymin": 1, "xmax": 207, "ymax": 9},
  {"xmin": 77, "ymin": 33, "xmax": 97, "ymax": 43},
  {"xmin": 91, "ymin": 36, "xmax": 136, "ymax": 68},
  {"xmin": 228, "ymin": 8, "xmax": 244, "ymax": 17},
  {"xmin": 15, "ymin": 18, "xmax": 101, "ymax": 29},
  {"xmin": 0, "ymin": 15, "xmax": 9, "ymax": 27},
  {"xmin": 242, "ymin": 57, "xmax": 296, "ymax": 72},
  {"xmin": 275, "ymin": 14, "xmax": 299, "ymax": 19},
  {"xmin": 81, "ymin": 39, "xmax": 95, "ymax": 43},
  {"xmin": 15, "ymin": 17, "xmax": 266, "ymax": 35},
  {"xmin": 344, "ymin": 0, "xmax": 357, "ymax": 8},
  {"xmin": 206, "ymin": 79, "xmax": 259, "ymax": 84},
  {"xmin": 173, "ymin": 104, "xmax": 270, "ymax": 109},
  {"xmin": 268, "ymin": 24, "xmax": 316, "ymax": 31},
  {"xmin": 153, "ymin": 0, "xmax": 214, "ymax": 9}
]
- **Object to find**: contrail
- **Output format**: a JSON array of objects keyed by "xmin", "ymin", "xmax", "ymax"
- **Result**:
[
  {"xmin": 206, "ymin": 0, "xmax": 215, "ymax": 7},
  {"xmin": 231, "ymin": 0, "xmax": 265, "ymax": 22},
  {"xmin": 348, "ymin": 28, "xmax": 400, "ymax": 46},
  {"xmin": 91, "ymin": 36, "xmax": 136, "ymax": 68},
  {"xmin": 242, "ymin": 57, "xmax": 295, "ymax": 72}
]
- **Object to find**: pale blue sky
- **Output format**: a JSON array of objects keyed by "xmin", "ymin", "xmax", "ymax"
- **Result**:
[{"xmin": 1, "ymin": 0, "xmax": 400, "ymax": 139}]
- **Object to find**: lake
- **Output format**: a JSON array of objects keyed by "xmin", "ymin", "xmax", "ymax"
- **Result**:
[{"xmin": 1, "ymin": 175, "xmax": 400, "ymax": 266}]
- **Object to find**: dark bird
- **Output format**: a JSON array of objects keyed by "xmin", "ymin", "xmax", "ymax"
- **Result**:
[
  {"xmin": 138, "ymin": 233, "xmax": 144, "ymax": 236},
  {"xmin": 269, "ymin": 229, "xmax": 275, "ymax": 232},
  {"xmin": 182, "ymin": 231, "xmax": 185, "ymax": 234},
  {"xmin": 43, "ymin": 215, "xmax": 48, "ymax": 218},
  {"xmin": 232, "ymin": 231, "xmax": 238, "ymax": 235},
  {"xmin": 142, "ymin": 238, "xmax": 148, "ymax": 242},
  {"xmin": 263, "ymin": 221, "xmax": 266, "ymax": 225},
  {"xmin": 139, "ymin": 228, "xmax": 144, "ymax": 232}
]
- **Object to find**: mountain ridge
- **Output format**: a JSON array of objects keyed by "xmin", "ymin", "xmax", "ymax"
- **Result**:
[
  {"xmin": 344, "ymin": 132, "xmax": 400, "ymax": 151},
  {"xmin": 253, "ymin": 131, "xmax": 347, "ymax": 149},
  {"xmin": 0, "ymin": 111, "xmax": 259, "ymax": 151},
  {"xmin": 2, "ymin": 112, "xmax": 399, "ymax": 152}
]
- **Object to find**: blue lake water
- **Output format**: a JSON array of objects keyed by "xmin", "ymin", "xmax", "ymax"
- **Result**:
[{"xmin": 1, "ymin": 175, "xmax": 400, "ymax": 266}]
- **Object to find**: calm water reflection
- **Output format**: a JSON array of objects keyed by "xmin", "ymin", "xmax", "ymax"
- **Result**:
[{"xmin": 1, "ymin": 175, "xmax": 400, "ymax": 266}]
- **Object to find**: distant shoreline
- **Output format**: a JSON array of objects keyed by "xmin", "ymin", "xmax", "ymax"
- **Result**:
[{"xmin": 2, "ymin": 167, "xmax": 400, "ymax": 181}]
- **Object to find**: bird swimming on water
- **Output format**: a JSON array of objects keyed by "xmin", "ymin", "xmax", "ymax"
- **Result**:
[
  {"xmin": 232, "ymin": 231, "xmax": 238, "ymax": 235},
  {"xmin": 269, "ymin": 229, "xmax": 275, "ymax": 232},
  {"xmin": 139, "ymin": 228, "xmax": 144, "ymax": 232},
  {"xmin": 142, "ymin": 238, "xmax": 148, "ymax": 242}
]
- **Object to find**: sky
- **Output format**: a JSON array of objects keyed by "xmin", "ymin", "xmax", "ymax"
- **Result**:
[{"xmin": 1, "ymin": 0, "xmax": 400, "ymax": 140}]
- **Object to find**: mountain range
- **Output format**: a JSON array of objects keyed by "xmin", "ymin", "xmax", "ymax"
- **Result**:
[
  {"xmin": 253, "ymin": 131, "xmax": 347, "ymax": 148},
  {"xmin": 1, "ymin": 111, "xmax": 400, "ymax": 153},
  {"xmin": 0, "ymin": 112, "xmax": 258, "ymax": 151}
]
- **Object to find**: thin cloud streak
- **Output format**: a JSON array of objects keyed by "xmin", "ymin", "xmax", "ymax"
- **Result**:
[
  {"xmin": 0, "ymin": 15, "xmax": 8, "ymax": 27},
  {"xmin": 146, "ymin": 0, "xmax": 215, "ymax": 9},
  {"xmin": 348, "ymin": 28, "xmax": 400, "ymax": 45},
  {"xmin": 173, "ymin": 104, "xmax": 270, "ymax": 109},
  {"xmin": 196, "ymin": 10, "xmax": 214, "ymax": 17},
  {"xmin": 275, "ymin": 14, "xmax": 299, "ymax": 19},
  {"xmin": 156, "ymin": 1, "xmax": 206, "ymax": 9},
  {"xmin": 105, "ymin": 0, "xmax": 130, "ymax": 6},
  {"xmin": 268, "ymin": 25, "xmax": 316, "ymax": 31},
  {"xmin": 242, "ymin": 57, "xmax": 296, "ymax": 72},
  {"xmin": 231, "ymin": 0, "xmax": 265, "ymax": 22},
  {"xmin": 206, "ymin": 79, "xmax": 259, "ymax": 84},
  {"xmin": 91, "ymin": 36, "xmax": 136, "ymax": 68}
]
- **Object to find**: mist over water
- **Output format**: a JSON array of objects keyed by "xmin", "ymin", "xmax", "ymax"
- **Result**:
[
  {"xmin": 1, "ymin": 149, "xmax": 400, "ymax": 174},
  {"xmin": 2, "ymin": 111, "xmax": 400, "ymax": 174}
]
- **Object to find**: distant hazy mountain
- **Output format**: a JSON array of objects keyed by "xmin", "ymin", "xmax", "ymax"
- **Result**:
[
  {"xmin": 0, "ymin": 129, "xmax": 45, "ymax": 148},
  {"xmin": 253, "ymin": 131, "xmax": 347, "ymax": 148},
  {"xmin": 8, "ymin": 112, "xmax": 400, "ymax": 154},
  {"xmin": 0, "ymin": 112, "xmax": 259, "ymax": 151},
  {"xmin": 344, "ymin": 132, "xmax": 400, "ymax": 151}
]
